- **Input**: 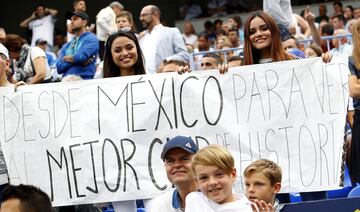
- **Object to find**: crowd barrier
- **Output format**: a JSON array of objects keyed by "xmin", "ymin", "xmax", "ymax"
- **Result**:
[{"xmin": 189, "ymin": 34, "xmax": 353, "ymax": 70}]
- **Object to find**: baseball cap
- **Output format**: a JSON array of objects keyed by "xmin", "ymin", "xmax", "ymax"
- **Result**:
[
  {"xmin": 0, "ymin": 43, "xmax": 9, "ymax": 59},
  {"xmin": 35, "ymin": 38, "xmax": 47, "ymax": 45},
  {"xmin": 161, "ymin": 136, "xmax": 199, "ymax": 160},
  {"xmin": 66, "ymin": 11, "xmax": 89, "ymax": 21}
]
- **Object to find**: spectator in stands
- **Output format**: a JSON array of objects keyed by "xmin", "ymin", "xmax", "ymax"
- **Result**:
[
  {"xmin": 332, "ymin": 1, "xmax": 344, "ymax": 15},
  {"xmin": 331, "ymin": 14, "xmax": 346, "ymax": 30},
  {"xmin": 200, "ymin": 53, "xmax": 222, "ymax": 70},
  {"xmin": 139, "ymin": 5, "xmax": 189, "ymax": 74},
  {"xmin": 215, "ymin": 35, "xmax": 231, "ymax": 50},
  {"xmin": 201, "ymin": 20, "xmax": 216, "ymax": 43},
  {"xmin": 158, "ymin": 59, "xmax": 189, "ymax": 73},
  {"xmin": 103, "ymin": 30, "xmax": 145, "ymax": 77},
  {"xmin": 0, "ymin": 43, "xmax": 10, "ymax": 201},
  {"xmin": 304, "ymin": 44, "xmax": 323, "ymax": 58},
  {"xmin": 96, "ymin": 1, "xmax": 124, "ymax": 60},
  {"xmin": 344, "ymin": 5, "xmax": 354, "ymax": 22},
  {"xmin": 193, "ymin": 33, "xmax": 214, "ymax": 70},
  {"xmin": 214, "ymin": 19, "xmax": 225, "ymax": 36},
  {"xmin": 227, "ymin": 16, "xmax": 244, "ymax": 44},
  {"xmin": 355, "ymin": 8, "xmax": 360, "ymax": 20},
  {"xmin": 53, "ymin": 34, "xmax": 66, "ymax": 56},
  {"xmin": 348, "ymin": 19, "xmax": 357, "ymax": 33},
  {"xmin": 147, "ymin": 136, "xmax": 198, "ymax": 211},
  {"xmin": 207, "ymin": 0, "xmax": 227, "ymax": 17},
  {"xmin": 320, "ymin": 23, "xmax": 334, "ymax": 52},
  {"xmin": 227, "ymin": 28, "xmax": 242, "ymax": 56},
  {"xmin": 242, "ymin": 11, "xmax": 293, "ymax": 65},
  {"xmin": 227, "ymin": 55, "xmax": 242, "ymax": 67},
  {"xmin": 102, "ymin": 30, "xmax": 146, "ymax": 212},
  {"xmin": 0, "ymin": 27, "xmax": 6, "ymax": 43},
  {"xmin": 263, "ymin": 0, "xmax": 295, "ymax": 40},
  {"xmin": 185, "ymin": 145, "xmax": 250, "ymax": 211},
  {"xmin": 243, "ymin": 159, "xmax": 282, "ymax": 212},
  {"xmin": 0, "ymin": 184, "xmax": 52, "ymax": 212},
  {"xmin": 330, "ymin": 29, "xmax": 352, "ymax": 57},
  {"xmin": 178, "ymin": 0, "xmax": 202, "ymax": 20},
  {"xmin": 19, "ymin": 5, "xmax": 57, "ymax": 47},
  {"xmin": 35, "ymin": 39, "xmax": 56, "ymax": 68},
  {"xmin": 4, "ymin": 34, "xmax": 52, "ymax": 83},
  {"xmin": 67, "ymin": 0, "xmax": 87, "ymax": 42},
  {"xmin": 182, "ymin": 21, "xmax": 198, "ymax": 47},
  {"xmin": 348, "ymin": 19, "xmax": 360, "ymax": 184},
  {"xmin": 315, "ymin": 4, "xmax": 329, "ymax": 23},
  {"xmin": 116, "ymin": 11, "xmax": 136, "ymax": 32},
  {"xmin": 282, "ymin": 35, "xmax": 299, "ymax": 51},
  {"xmin": 57, "ymin": 11, "xmax": 99, "ymax": 80}
]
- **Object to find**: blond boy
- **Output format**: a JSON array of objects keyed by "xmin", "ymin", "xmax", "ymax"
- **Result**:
[
  {"xmin": 185, "ymin": 145, "xmax": 251, "ymax": 212},
  {"xmin": 243, "ymin": 159, "xmax": 282, "ymax": 212}
]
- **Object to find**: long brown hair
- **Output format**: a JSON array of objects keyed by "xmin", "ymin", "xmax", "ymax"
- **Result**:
[
  {"xmin": 352, "ymin": 19, "xmax": 360, "ymax": 69},
  {"xmin": 243, "ymin": 11, "xmax": 293, "ymax": 65}
]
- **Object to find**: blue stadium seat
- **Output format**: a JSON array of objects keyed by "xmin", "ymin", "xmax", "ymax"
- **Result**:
[
  {"xmin": 137, "ymin": 208, "xmax": 146, "ymax": 212},
  {"xmin": 348, "ymin": 185, "xmax": 360, "ymax": 197},
  {"xmin": 328, "ymin": 165, "xmax": 353, "ymax": 199}
]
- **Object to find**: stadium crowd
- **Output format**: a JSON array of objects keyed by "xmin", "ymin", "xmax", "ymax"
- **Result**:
[{"xmin": 0, "ymin": 0, "xmax": 360, "ymax": 211}]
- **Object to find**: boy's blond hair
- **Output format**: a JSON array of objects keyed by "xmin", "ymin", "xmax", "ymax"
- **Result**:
[
  {"xmin": 244, "ymin": 159, "xmax": 282, "ymax": 186},
  {"xmin": 191, "ymin": 145, "xmax": 234, "ymax": 174}
]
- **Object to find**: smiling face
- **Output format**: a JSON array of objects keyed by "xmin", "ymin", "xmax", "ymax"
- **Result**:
[
  {"xmin": 111, "ymin": 36, "xmax": 138, "ymax": 73},
  {"xmin": 249, "ymin": 17, "xmax": 272, "ymax": 51},
  {"xmin": 194, "ymin": 165, "xmax": 236, "ymax": 204},
  {"xmin": 244, "ymin": 171, "xmax": 280, "ymax": 204},
  {"xmin": 164, "ymin": 148, "xmax": 195, "ymax": 185}
]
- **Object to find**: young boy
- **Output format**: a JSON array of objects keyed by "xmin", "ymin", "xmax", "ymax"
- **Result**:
[
  {"xmin": 243, "ymin": 159, "xmax": 282, "ymax": 212},
  {"xmin": 185, "ymin": 145, "xmax": 252, "ymax": 212}
]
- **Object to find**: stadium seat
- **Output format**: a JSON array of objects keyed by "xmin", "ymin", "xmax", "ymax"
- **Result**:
[
  {"xmin": 137, "ymin": 208, "xmax": 146, "ymax": 212},
  {"xmin": 328, "ymin": 165, "xmax": 353, "ymax": 199},
  {"xmin": 348, "ymin": 185, "xmax": 360, "ymax": 197}
]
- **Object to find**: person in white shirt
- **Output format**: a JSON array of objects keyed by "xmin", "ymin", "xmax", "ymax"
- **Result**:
[
  {"xmin": 263, "ymin": 0, "xmax": 295, "ymax": 40},
  {"xmin": 185, "ymin": 145, "xmax": 251, "ymax": 212},
  {"xmin": 20, "ymin": 5, "xmax": 58, "ymax": 47},
  {"xmin": 182, "ymin": 21, "xmax": 197, "ymax": 47},
  {"xmin": 330, "ymin": 29, "xmax": 353, "ymax": 57},
  {"xmin": 139, "ymin": 5, "xmax": 189, "ymax": 74},
  {"xmin": 96, "ymin": 1, "xmax": 124, "ymax": 59},
  {"xmin": 146, "ymin": 136, "xmax": 199, "ymax": 212}
]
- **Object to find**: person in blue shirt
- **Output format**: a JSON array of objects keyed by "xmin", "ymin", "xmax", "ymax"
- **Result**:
[{"xmin": 56, "ymin": 11, "xmax": 99, "ymax": 80}]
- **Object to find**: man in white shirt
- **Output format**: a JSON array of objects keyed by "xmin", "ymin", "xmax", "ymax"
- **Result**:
[
  {"xmin": 96, "ymin": 1, "xmax": 124, "ymax": 59},
  {"xmin": 139, "ymin": 5, "xmax": 189, "ymax": 74},
  {"xmin": 330, "ymin": 29, "xmax": 352, "ymax": 57},
  {"xmin": 20, "ymin": 5, "xmax": 58, "ymax": 47},
  {"xmin": 146, "ymin": 136, "xmax": 199, "ymax": 212}
]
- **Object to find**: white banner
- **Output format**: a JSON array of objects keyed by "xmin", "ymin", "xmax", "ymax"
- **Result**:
[{"xmin": 0, "ymin": 57, "xmax": 349, "ymax": 206}]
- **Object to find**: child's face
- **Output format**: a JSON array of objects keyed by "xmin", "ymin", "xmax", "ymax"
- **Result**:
[
  {"xmin": 194, "ymin": 165, "xmax": 236, "ymax": 204},
  {"xmin": 244, "ymin": 172, "xmax": 281, "ymax": 204}
]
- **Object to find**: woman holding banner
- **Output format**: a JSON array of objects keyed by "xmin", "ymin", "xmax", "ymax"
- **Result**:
[
  {"xmin": 102, "ymin": 30, "xmax": 146, "ymax": 212},
  {"xmin": 348, "ymin": 19, "xmax": 360, "ymax": 184},
  {"xmin": 239, "ymin": 10, "xmax": 331, "ymax": 203},
  {"xmin": 242, "ymin": 11, "xmax": 294, "ymax": 65}
]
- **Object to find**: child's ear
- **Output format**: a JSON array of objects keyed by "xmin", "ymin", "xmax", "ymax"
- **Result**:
[
  {"xmin": 273, "ymin": 182, "xmax": 281, "ymax": 193},
  {"xmin": 230, "ymin": 168, "xmax": 237, "ymax": 181}
]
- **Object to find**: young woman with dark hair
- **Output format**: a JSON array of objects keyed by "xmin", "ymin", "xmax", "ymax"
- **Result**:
[
  {"xmin": 103, "ymin": 30, "xmax": 146, "ymax": 77},
  {"xmin": 243, "ymin": 11, "xmax": 293, "ymax": 65}
]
